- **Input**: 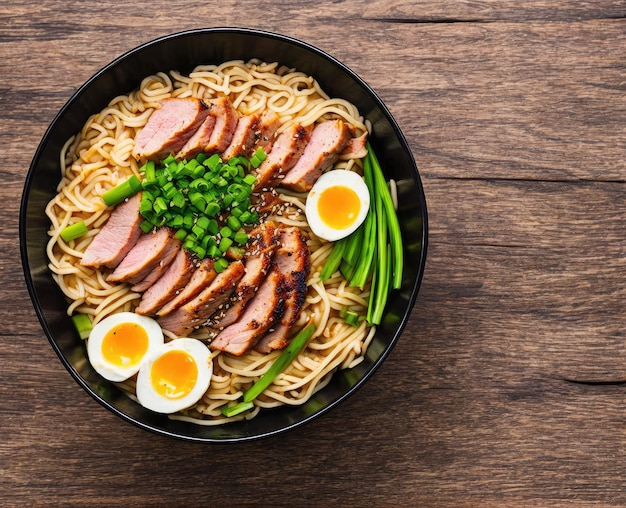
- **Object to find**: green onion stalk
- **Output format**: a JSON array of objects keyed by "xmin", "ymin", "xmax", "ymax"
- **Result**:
[
  {"xmin": 221, "ymin": 323, "xmax": 317, "ymax": 417},
  {"xmin": 320, "ymin": 143, "xmax": 403, "ymax": 325}
]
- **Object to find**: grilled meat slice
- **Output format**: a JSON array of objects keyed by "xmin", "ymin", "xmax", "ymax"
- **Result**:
[
  {"xmin": 158, "ymin": 260, "xmax": 245, "ymax": 336},
  {"xmin": 221, "ymin": 113, "xmax": 260, "ymax": 160},
  {"xmin": 80, "ymin": 193, "xmax": 142, "ymax": 269},
  {"xmin": 156, "ymin": 258, "xmax": 216, "ymax": 316},
  {"xmin": 176, "ymin": 114, "xmax": 216, "ymax": 160},
  {"xmin": 252, "ymin": 110, "xmax": 281, "ymax": 153},
  {"xmin": 211, "ymin": 222, "xmax": 278, "ymax": 329},
  {"xmin": 340, "ymin": 131, "xmax": 368, "ymax": 160},
  {"xmin": 131, "ymin": 242, "xmax": 181, "ymax": 292},
  {"xmin": 106, "ymin": 227, "xmax": 180, "ymax": 285},
  {"xmin": 255, "ymin": 227, "xmax": 311, "ymax": 353},
  {"xmin": 209, "ymin": 269, "xmax": 284, "ymax": 356},
  {"xmin": 281, "ymin": 119, "xmax": 353, "ymax": 193},
  {"xmin": 204, "ymin": 96, "xmax": 238, "ymax": 154},
  {"xmin": 252, "ymin": 123, "xmax": 310, "ymax": 191},
  {"xmin": 135, "ymin": 249, "xmax": 195, "ymax": 315},
  {"xmin": 131, "ymin": 98, "xmax": 211, "ymax": 162}
]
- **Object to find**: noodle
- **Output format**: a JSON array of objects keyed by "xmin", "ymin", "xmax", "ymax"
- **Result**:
[{"xmin": 46, "ymin": 59, "xmax": 375, "ymax": 424}]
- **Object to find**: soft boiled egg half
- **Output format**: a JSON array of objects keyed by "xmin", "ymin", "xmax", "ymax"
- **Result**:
[
  {"xmin": 305, "ymin": 169, "xmax": 370, "ymax": 242},
  {"xmin": 87, "ymin": 312, "xmax": 164, "ymax": 382},
  {"xmin": 136, "ymin": 338, "xmax": 213, "ymax": 414}
]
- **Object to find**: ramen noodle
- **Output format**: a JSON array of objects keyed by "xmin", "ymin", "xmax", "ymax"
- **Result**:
[{"xmin": 45, "ymin": 59, "xmax": 375, "ymax": 425}]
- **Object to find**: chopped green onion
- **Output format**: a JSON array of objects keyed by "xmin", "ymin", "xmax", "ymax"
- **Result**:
[
  {"xmin": 136, "ymin": 151, "xmax": 261, "ymax": 262},
  {"xmin": 167, "ymin": 215, "xmax": 184, "ymax": 228},
  {"xmin": 102, "ymin": 174, "xmax": 142, "ymax": 207},
  {"xmin": 243, "ymin": 173, "xmax": 257, "ymax": 186},
  {"xmin": 204, "ymin": 201, "xmax": 220, "ymax": 217},
  {"xmin": 207, "ymin": 244, "xmax": 221, "ymax": 258},
  {"xmin": 249, "ymin": 147, "xmax": 267, "ymax": 169},
  {"xmin": 143, "ymin": 160, "xmax": 156, "ymax": 181},
  {"xmin": 192, "ymin": 224, "xmax": 205, "ymax": 238},
  {"xmin": 60, "ymin": 221, "xmax": 88, "ymax": 242},
  {"xmin": 192, "ymin": 245, "xmax": 206, "ymax": 259},
  {"xmin": 219, "ymin": 237, "xmax": 233, "ymax": 252},
  {"xmin": 195, "ymin": 216, "xmax": 210, "ymax": 230},
  {"xmin": 226, "ymin": 215, "xmax": 242, "ymax": 231},
  {"xmin": 340, "ymin": 307, "xmax": 359, "ymax": 326},
  {"xmin": 140, "ymin": 220, "xmax": 154, "ymax": 233},
  {"xmin": 227, "ymin": 246, "xmax": 246, "ymax": 259},
  {"xmin": 153, "ymin": 196, "xmax": 168, "ymax": 216},
  {"xmin": 204, "ymin": 153, "xmax": 221, "ymax": 171},
  {"xmin": 71, "ymin": 313, "xmax": 92, "ymax": 340},
  {"xmin": 206, "ymin": 219, "xmax": 219, "ymax": 235},
  {"xmin": 214, "ymin": 257, "xmax": 229, "ymax": 273},
  {"xmin": 242, "ymin": 323, "xmax": 316, "ymax": 403},
  {"xmin": 234, "ymin": 231, "xmax": 249, "ymax": 245}
]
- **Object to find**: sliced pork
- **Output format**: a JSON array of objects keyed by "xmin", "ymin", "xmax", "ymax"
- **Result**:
[
  {"xmin": 281, "ymin": 119, "xmax": 353, "ymax": 193},
  {"xmin": 210, "ymin": 222, "xmax": 278, "ymax": 329},
  {"xmin": 156, "ymin": 258, "xmax": 216, "ymax": 316},
  {"xmin": 210, "ymin": 270, "xmax": 284, "ymax": 356},
  {"xmin": 255, "ymin": 227, "xmax": 311, "ymax": 353},
  {"xmin": 131, "ymin": 98, "xmax": 211, "ymax": 162},
  {"xmin": 253, "ymin": 123, "xmax": 311, "ymax": 191},
  {"xmin": 158, "ymin": 260, "xmax": 245, "ymax": 336},
  {"xmin": 135, "ymin": 249, "xmax": 195, "ymax": 315},
  {"xmin": 252, "ymin": 110, "xmax": 281, "ymax": 153},
  {"xmin": 131, "ymin": 243, "xmax": 180, "ymax": 292},
  {"xmin": 80, "ymin": 193, "xmax": 142, "ymax": 269},
  {"xmin": 176, "ymin": 114, "xmax": 216, "ymax": 160},
  {"xmin": 204, "ymin": 96, "xmax": 239, "ymax": 154},
  {"xmin": 106, "ymin": 227, "xmax": 181, "ymax": 285},
  {"xmin": 221, "ymin": 113, "xmax": 260, "ymax": 160},
  {"xmin": 340, "ymin": 131, "xmax": 368, "ymax": 160}
]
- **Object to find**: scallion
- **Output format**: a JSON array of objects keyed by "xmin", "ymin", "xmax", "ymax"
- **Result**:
[
  {"xmin": 214, "ymin": 257, "xmax": 229, "ymax": 273},
  {"xmin": 320, "ymin": 238, "xmax": 346, "ymax": 281},
  {"xmin": 71, "ymin": 313, "xmax": 92, "ymax": 340},
  {"xmin": 136, "ymin": 151, "xmax": 261, "ymax": 265},
  {"xmin": 242, "ymin": 323, "xmax": 317, "ymax": 403},
  {"xmin": 60, "ymin": 221, "xmax": 88, "ymax": 242},
  {"xmin": 368, "ymin": 143, "xmax": 404, "ymax": 289},
  {"xmin": 221, "ymin": 400, "xmax": 255, "ymax": 418},
  {"xmin": 318, "ymin": 143, "xmax": 404, "ymax": 326},
  {"xmin": 140, "ymin": 220, "xmax": 154, "ymax": 233},
  {"xmin": 102, "ymin": 174, "xmax": 142, "ymax": 207}
]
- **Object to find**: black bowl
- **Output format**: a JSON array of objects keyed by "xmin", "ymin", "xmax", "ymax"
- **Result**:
[{"xmin": 20, "ymin": 27, "xmax": 428, "ymax": 442}]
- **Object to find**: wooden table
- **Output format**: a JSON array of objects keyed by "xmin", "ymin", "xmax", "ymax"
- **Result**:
[{"xmin": 3, "ymin": 1, "xmax": 625, "ymax": 506}]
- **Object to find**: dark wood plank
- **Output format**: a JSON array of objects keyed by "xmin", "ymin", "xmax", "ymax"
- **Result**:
[
  {"xmin": 346, "ymin": 20, "xmax": 626, "ymax": 183},
  {"xmin": 362, "ymin": 0, "xmax": 626, "ymax": 22}
]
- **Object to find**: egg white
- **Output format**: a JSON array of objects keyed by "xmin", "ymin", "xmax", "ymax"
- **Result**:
[
  {"xmin": 136, "ymin": 338, "xmax": 213, "ymax": 414},
  {"xmin": 86, "ymin": 312, "xmax": 164, "ymax": 383},
  {"xmin": 305, "ymin": 169, "xmax": 370, "ymax": 242}
]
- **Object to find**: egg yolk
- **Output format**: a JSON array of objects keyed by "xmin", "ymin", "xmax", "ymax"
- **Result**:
[
  {"xmin": 101, "ymin": 322, "xmax": 149, "ymax": 368},
  {"xmin": 317, "ymin": 185, "xmax": 362, "ymax": 230},
  {"xmin": 150, "ymin": 350, "xmax": 198, "ymax": 399}
]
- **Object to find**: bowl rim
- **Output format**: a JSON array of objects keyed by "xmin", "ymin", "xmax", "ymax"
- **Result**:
[{"xmin": 19, "ymin": 26, "xmax": 429, "ymax": 443}]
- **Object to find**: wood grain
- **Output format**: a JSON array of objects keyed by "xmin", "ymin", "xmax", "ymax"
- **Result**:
[{"xmin": 2, "ymin": 1, "xmax": 625, "ymax": 506}]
